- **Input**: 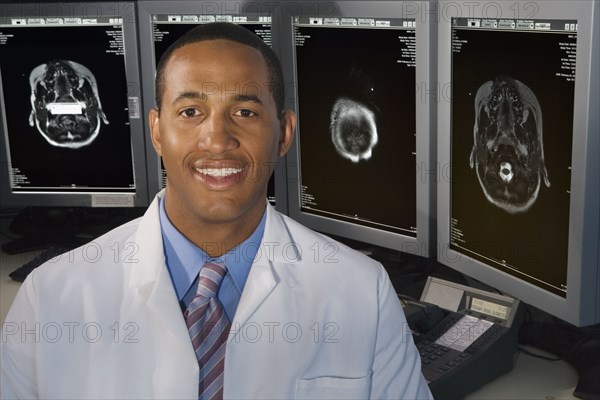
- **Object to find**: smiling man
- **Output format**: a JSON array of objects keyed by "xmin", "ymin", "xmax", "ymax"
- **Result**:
[
  {"xmin": 149, "ymin": 35, "xmax": 292, "ymax": 257},
  {"xmin": 1, "ymin": 23, "xmax": 432, "ymax": 400}
]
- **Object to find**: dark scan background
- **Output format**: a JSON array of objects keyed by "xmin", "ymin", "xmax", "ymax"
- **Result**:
[
  {"xmin": 295, "ymin": 25, "xmax": 417, "ymax": 236},
  {"xmin": 450, "ymin": 27, "xmax": 576, "ymax": 296},
  {"xmin": 0, "ymin": 25, "xmax": 134, "ymax": 191}
]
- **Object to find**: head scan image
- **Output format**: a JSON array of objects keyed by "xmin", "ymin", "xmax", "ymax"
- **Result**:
[
  {"xmin": 469, "ymin": 75, "xmax": 550, "ymax": 213},
  {"xmin": 29, "ymin": 59, "xmax": 108, "ymax": 149},
  {"xmin": 329, "ymin": 65, "xmax": 379, "ymax": 163}
]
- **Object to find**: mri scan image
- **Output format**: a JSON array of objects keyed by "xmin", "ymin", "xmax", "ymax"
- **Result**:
[
  {"xmin": 330, "ymin": 97, "xmax": 378, "ymax": 162},
  {"xmin": 329, "ymin": 65, "xmax": 379, "ymax": 163},
  {"xmin": 470, "ymin": 75, "xmax": 550, "ymax": 213},
  {"xmin": 29, "ymin": 59, "xmax": 108, "ymax": 149}
]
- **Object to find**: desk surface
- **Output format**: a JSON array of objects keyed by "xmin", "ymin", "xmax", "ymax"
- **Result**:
[
  {"xmin": 466, "ymin": 346, "xmax": 578, "ymax": 399},
  {"xmin": 1, "ymin": 248, "xmax": 579, "ymax": 399}
]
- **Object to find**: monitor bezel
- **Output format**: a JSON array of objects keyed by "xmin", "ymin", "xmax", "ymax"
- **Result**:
[
  {"xmin": 436, "ymin": 0, "xmax": 599, "ymax": 326},
  {"xmin": 279, "ymin": 1, "xmax": 437, "ymax": 257},
  {"xmin": 0, "ymin": 1, "xmax": 149, "ymax": 208}
]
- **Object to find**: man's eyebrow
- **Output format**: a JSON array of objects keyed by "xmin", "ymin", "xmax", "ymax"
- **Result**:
[
  {"xmin": 233, "ymin": 94, "xmax": 263, "ymax": 105},
  {"xmin": 172, "ymin": 91, "xmax": 207, "ymax": 105}
]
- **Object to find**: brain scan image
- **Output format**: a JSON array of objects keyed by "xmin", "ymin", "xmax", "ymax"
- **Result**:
[
  {"xmin": 329, "ymin": 65, "xmax": 379, "ymax": 163},
  {"xmin": 470, "ymin": 75, "xmax": 550, "ymax": 213},
  {"xmin": 330, "ymin": 97, "xmax": 378, "ymax": 162},
  {"xmin": 29, "ymin": 59, "xmax": 108, "ymax": 149}
]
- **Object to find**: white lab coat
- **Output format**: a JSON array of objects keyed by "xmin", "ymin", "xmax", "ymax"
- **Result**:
[{"xmin": 1, "ymin": 191, "xmax": 432, "ymax": 400}]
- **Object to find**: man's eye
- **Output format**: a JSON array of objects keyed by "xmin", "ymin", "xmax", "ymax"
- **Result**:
[
  {"xmin": 180, "ymin": 108, "xmax": 199, "ymax": 118},
  {"xmin": 235, "ymin": 109, "xmax": 257, "ymax": 118}
]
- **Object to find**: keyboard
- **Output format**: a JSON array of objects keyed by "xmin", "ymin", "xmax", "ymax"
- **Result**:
[{"xmin": 9, "ymin": 245, "xmax": 76, "ymax": 282}]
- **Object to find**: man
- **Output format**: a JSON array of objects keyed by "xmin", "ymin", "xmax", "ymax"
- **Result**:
[{"xmin": 1, "ymin": 23, "xmax": 432, "ymax": 399}]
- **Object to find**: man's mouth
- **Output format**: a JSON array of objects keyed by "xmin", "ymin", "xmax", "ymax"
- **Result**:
[
  {"xmin": 194, "ymin": 167, "xmax": 243, "ymax": 179},
  {"xmin": 192, "ymin": 163, "xmax": 247, "ymax": 189}
]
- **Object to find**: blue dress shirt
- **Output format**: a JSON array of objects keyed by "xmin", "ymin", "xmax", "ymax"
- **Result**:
[{"xmin": 159, "ymin": 195, "xmax": 266, "ymax": 320}]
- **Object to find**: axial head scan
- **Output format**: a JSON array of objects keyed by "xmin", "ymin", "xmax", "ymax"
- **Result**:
[
  {"xmin": 470, "ymin": 75, "xmax": 550, "ymax": 213},
  {"xmin": 329, "ymin": 65, "xmax": 379, "ymax": 163},
  {"xmin": 29, "ymin": 59, "xmax": 108, "ymax": 149},
  {"xmin": 330, "ymin": 97, "xmax": 378, "ymax": 163}
]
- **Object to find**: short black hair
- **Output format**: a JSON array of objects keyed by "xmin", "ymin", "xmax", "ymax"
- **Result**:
[{"xmin": 154, "ymin": 22, "xmax": 284, "ymax": 118}]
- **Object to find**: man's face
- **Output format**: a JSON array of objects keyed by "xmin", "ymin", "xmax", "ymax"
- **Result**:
[{"xmin": 149, "ymin": 39, "xmax": 295, "ymax": 229}]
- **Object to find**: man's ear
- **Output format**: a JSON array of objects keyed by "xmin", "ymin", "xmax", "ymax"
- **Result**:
[
  {"xmin": 149, "ymin": 107, "xmax": 162, "ymax": 157},
  {"xmin": 278, "ymin": 110, "xmax": 296, "ymax": 157}
]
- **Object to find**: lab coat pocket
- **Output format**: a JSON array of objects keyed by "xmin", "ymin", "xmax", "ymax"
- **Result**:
[{"xmin": 295, "ymin": 371, "xmax": 372, "ymax": 399}]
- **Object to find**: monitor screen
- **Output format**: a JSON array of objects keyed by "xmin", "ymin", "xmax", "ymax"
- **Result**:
[
  {"xmin": 294, "ymin": 16, "xmax": 417, "ymax": 235},
  {"xmin": 437, "ymin": 0, "xmax": 599, "ymax": 326},
  {"xmin": 450, "ymin": 17, "xmax": 576, "ymax": 297},
  {"xmin": 282, "ymin": 2, "xmax": 436, "ymax": 256},
  {"xmin": 136, "ymin": 1, "xmax": 283, "ymax": 210},
  {"xmin": 0, "ymin": 2, "xmax": 148, "ymax": 208}
]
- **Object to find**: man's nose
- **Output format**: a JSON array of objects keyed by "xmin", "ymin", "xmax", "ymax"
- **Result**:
[{"xmin": 197, "ymin": 112, "xmax": 239, "ymax": 154}]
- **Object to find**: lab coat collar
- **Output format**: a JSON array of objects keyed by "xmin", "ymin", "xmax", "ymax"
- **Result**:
[
  {"xmin": 126, "ymin": 190, "xmax": 198, "ymax": 398},
  {"xmin": 128, "ymin": 190, "xmax": 301, "ymax": 287},
  {"xmin": 128, "ymin": 190, "xmax": 167, "ymax": 289},
  {"xmin": 128, "ymin": 190, "xmax": 302, "ymax": 344},
  {"xmin": 127, "ymin": 191, "xmax": 191, "ymax": 346},
  {"xmin": 229, "ymin": 202, "xmax": 300, "ymax": 337}
]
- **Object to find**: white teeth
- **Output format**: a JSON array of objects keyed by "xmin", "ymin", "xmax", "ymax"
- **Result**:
[{"xmin": 196, "ymin": 167, "xmax": 242, "ymax": 178}]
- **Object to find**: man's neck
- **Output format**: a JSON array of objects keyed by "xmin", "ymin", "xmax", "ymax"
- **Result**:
[
  {"xmin": 191, "ymin": 216, "xmax": 263, "ymax": 257},
  {"xmin": 164, "ymin": 198, "xmax": 266, "ymax": 258}
]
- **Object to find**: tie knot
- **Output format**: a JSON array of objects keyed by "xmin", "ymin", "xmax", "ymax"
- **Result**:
[{"xmin": 197, "ymin": 262, "xmax": 227, "ymax": 298}]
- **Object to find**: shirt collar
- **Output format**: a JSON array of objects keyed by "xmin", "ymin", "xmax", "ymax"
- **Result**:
[{"xmin": 158, "ymin": 194, "xmax": 267, "ymax": 301}]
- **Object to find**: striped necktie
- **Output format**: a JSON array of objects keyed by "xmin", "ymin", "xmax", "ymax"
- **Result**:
[{"xmin": 184, "ymin": 261, "xmax": 231, "ymax": 400}]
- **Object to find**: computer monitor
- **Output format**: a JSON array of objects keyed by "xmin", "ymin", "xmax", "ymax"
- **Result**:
[
  {"xmin": 280, "ymin": 1, "xmax": 436, "ymax": 256},
  {"xmin": 136, "ymin": 1, "xmax": 286, "ymax": 212},
  {"xmin": 437, "ymin": 0, "xmax": 599, "ymax": 326},
  {"xmin": 0, "ymin": 2, "xmax": 149, "ymax": 208}
]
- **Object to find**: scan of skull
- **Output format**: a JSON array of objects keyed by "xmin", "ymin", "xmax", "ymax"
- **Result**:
[
  {"xmin": 469, "ymin": 75, "xmax": 550, "ymax": 213},
  {"xmin": 28, "ymin": 59, "xmax": 109, "ymax": 149},
  {"xmin": 330, "ymin": 98, "xmax": 378, "ymax": 163}
]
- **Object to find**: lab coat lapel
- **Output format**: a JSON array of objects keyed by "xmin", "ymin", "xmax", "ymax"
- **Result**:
[
  {"xmin": 128, "ymin": 192, "xmax": 190, "ymax": 341},
  {"xmin": 231, "ymin": 256, "xmax": 280, "ymax": 337},
  {"xmin": 127, "ymin": 192, "xmax": 198, "ymax": 398},
  {"xmin": 230, "ymin": 204, "xmax": 300, "ymax": 341}
]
